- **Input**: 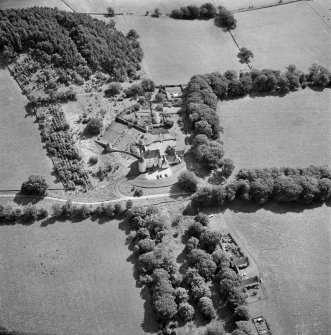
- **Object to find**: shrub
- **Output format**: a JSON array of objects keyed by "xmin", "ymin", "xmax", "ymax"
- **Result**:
[
  {"xmin": 237, "ymin": 48, "xmax": 254, "ymax": 63},
  {"xmin": 114, "ymin": 203, "xmax": 123, "ymax": 216},
  {"xmin": 164, "ymin": 119, "xmax": 174, "ymax": 129},
  {"xmin": 178, "ymin": 302, "xmax": 195, "ymax": 322},
  {"xmin": 134, "ymin": 188, "xmax": 143, "ymax": 197},
  {"xmin": 126, "ymin": 200, "xmax": 133, "ymax": 210},
  {"xmin": 141, "ymin": 79, "xmax": 155, "ymax": 92},
  {"xmin": 107, "ymin": 7, "xmax": 115, "ymax": 17},
  {"xmin": 89, "ymin": 156, "xmax": 98, "ymax": 164},
  {"xmin": 86, "ymin": 117, "xmax": 103, "ymax": 135},
  {"xmin": 234, "ymin": 305, "xmax": 251, "ymax": 321},
  {"xmin": 178, "ymin": 171, "xmax": 198, "ymax": 192},
  {"xmin": 155, "ymin": 92, "xmax": 166, "ymax": 102},
  {"xmin": 21, "ymin": 175, "xmax": 48, "ymax": 196},
  {"xmin": 195, "ymin": 212, "xmax": 209, "ymax": 226},
  {"xmin": 22, "ymin": 204, "xmax": 38, "ymax": 222},
  {"xmin": 198, "ymin": 297, "xmax": 216, "ymax": 320},
  {"xmin": 105, "ymin": 82, "xmax": 122, "ymax": 96}
]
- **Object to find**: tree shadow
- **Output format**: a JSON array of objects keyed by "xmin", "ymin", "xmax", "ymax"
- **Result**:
[
  {"xmin": 13, "ymin": 193, "xmax": 43, "ymax": 205},
  {"xmin": 40, "ymin": 216, "xmax": 57, "ymax": 227}
]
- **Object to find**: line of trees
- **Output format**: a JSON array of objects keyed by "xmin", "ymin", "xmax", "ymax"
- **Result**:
[
  {"xmin": 191, "ymin": 166, "xmax": 331, "ymax": 208},
  {"xmin": 0, "ymin": 7, "xmax": 143, "ymax": 81}
]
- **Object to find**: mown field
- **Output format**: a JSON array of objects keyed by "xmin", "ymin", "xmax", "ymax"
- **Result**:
[
  {"xmin": 0, "ymin": 218, "xmax": 154, "ymax": 335},
  {"xmin": 114, "ymin": 15, "xmax": 240, "ymax": 85},
  {"xmin": 233, "ymin": 1, "xmax": 331, "ymax": 70},
  {"xmin": 222, "ymin": 203, "xmax": 331, "ymax": 335},
  {"xmin": 218, "ymin": 88, "xmax": 331, "ymax": 174},
  {"xmin": 0, "ymin": 68, "xmax": 56, "ymax": 190}
]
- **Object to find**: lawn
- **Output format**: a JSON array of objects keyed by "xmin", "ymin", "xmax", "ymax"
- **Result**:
[
  {"xmin": 114, "ymin": 15, "xmax": 241, "ymax": 85},
  {"xmin": 0, "ymin": 218, "xmax": 155, "ymax": 335},
  {"xmin": 217, "ymin": 88, "xmax": 331, "ymax": 174},
  {"xmin": 0, "ymin": 68, "xmax": 56, "ymax": 190},
  {"xmin": 233, "ymin": 1, "xmax": 331, "ymax": 71},
  {"xmin": 221, "ymin": 203, "xmax": 331, "ymax": 335}
]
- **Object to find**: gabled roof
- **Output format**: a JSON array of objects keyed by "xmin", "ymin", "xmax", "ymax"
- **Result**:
[{"xmin": 142, "ymin": 149, "xmax": 161, "ymax": 159}]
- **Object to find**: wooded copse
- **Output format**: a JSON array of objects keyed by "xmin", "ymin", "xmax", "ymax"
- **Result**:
[
  {"xmin": 0, "ymin": 7, "xmax": 143, "ymax": 81},
  {"xmin": 191, "ymin": 166, "xmax": 331, "ymax": 208}
]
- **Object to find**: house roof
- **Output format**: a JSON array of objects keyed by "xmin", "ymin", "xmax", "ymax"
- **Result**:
[{"xmin": 142, "ymin": 149, "xmax": 161, "ymax": 159}]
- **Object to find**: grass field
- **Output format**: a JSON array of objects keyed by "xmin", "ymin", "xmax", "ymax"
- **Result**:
[
  {"xmin": 233, "ymin": 1, "xmax": 331, "ymax": 71},
  {"xmin": 0, "ymin": 68, "xmax": 56, "ymax": 190},
  {"xmin": 62, "ymin": 0, "xmax": 296, "ymax": 13},
  {"xmin": 0, "ymin": 218, "xmax": 154, "ymax": 335},
  {"xmin": 218, "ymin": 88, "xmax": 331, "ymax": 174},
  {"xmin": 114, "ymin": 15, "xmax": 241, "ymax": 85},
  {"xmin": 222, "ymin": 203, "xmax": 331, "ymax": 335}
]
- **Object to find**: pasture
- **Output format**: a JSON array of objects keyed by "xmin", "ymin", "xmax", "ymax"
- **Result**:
[
  {"xmin": 61, "ymin": 0, "xmax": 295, "ymax": 14},
  {"xmin": 233, "ymin": 1, "xmax": 331, "ymax": 70},
  {"xmin": 218, "ymin": 88, "xmax": 331, "ymax": 174},
  {"xmin": 0, "ymin": 68, "xmax": 56, "ymax": 190},
  {"xmin": 0, "ymin": 218, "xmax": 153, "ymax": 335},
  {"xmin": 114, "ymin": 15, "xmax": 241, "ymax": 85},
  {"xmin": 222, "ymin": 203, "xmax": 331, "ymax": 335}
]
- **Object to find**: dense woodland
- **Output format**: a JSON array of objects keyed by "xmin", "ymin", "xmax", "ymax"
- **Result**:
[{"xmin": 0, "ymin": 7, "xmax": 143, "ymax": 81}]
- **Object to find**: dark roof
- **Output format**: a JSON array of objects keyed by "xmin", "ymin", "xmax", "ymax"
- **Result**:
[
  {"xmin": 175, "ymin": 150, "xmax": 185, "ymax": 157},
  {"xmin": 142, "ymin": 149, "xmax": 161, "ymax": 159},
  {"xmin": 231, "ymin": 257, "xmax": 249, "ymax": 267}
]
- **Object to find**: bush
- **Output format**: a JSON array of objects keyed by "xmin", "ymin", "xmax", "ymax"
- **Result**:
[
  {"xmin": 86, "ymin": 117, "xmax": 103, "ymax": 135},
  {"xmin": 164, "ymin": 119, "xmax": 174, "ymax": 129},
  {"xmin": 234, "ymin": 305, "xmax": 251, "ymax": 321},
  {"xmin": 89, "ymin": 156, "xmax": 98, "ymax": 164},
  {"xmin": 22, "ymin": 204, "xmax": 38, "ymax": 222},
  {"xmin": 195, "ymin": 213, "xmax": 210, "ymax": 226},
  {"xmin": 107, "ymin": 7, "xmax": 115, "ymax": 17},
  {"xmin": 105, "ymin": 82, "xmax": 121, "ymax": 96},
  {"xmin": 186, "ymin": 236, "xmax": 199, "ymax": 253},
  {"xmin": 198, "ymin": 297, "xmax": 216, "ymax": 320},
  {"xmin": 178, "ymin": 171, "xmax": 198, "ymax": 192},
  {"xmin": 155, "ymin": 92, "xmax": 166, "ymax": 102},
  {"xmin": 134, "ymin": 188, "xmax": 143, "ymax": 197},
  {"xmin": 199, "ymin": 229, "xmax": 221, "ymax": 253},
  {"xmin": 237, "ymin": 48, "xmax": 254, "ymax": 64},
  {"xmin": 21, "ymin": 175, "xmax": 48, "ymax": 196},
  {"xmin": 141, "ymin": 79, "xmax": 155, "ymax": 92}
]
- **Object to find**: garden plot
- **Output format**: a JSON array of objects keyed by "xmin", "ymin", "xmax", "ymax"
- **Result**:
[{"xmin": 232, "ymin": 1, "xmax": 331, "ymax": 71}]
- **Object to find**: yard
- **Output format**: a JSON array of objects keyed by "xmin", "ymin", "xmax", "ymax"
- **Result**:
[
  {"xmin": 232, "ymin": 1, "xmax": 331, "ymax": 71},
  {"xmin": 217, "ymin": 88, "xmax": 331, "ymax": 175},
  {"xmin": 0, "ymin": 68, "xmax": 56, "ymax": 190},
  {"xmin": 0, "ymin": 218, "xmax": 154, "ymax": 335},
  {"xmin": 114, "ymin": 15, "xmax": 241, "ymax": 85}
]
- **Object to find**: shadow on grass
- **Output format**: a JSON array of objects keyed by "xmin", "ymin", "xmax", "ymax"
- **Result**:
[
  {"xmin": 118, "ymin": 219, "xmax": 160, "ymax": 334},
  {"xmin": 13, "ymin": 193, "xmax": 43, "ymax": 205}
]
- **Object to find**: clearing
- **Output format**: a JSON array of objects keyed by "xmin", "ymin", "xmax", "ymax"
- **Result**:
[
  {"xmin": 114, "ymin": 15, "xmax": 241, "ymax": 85},
  {"xmin": 218, "ymin": 88, "xmax": 331, "ymax": 174},
  {"xmin": 233, "ymin": 1, "xmax": 331, "ymax": 70},
  {"xmin": 0, "ymin": 67, "xmax": 56, "ymax": 190},
  {"xmin": 0, "ymin": 218, "xmax": 154, "ymax": 335}
]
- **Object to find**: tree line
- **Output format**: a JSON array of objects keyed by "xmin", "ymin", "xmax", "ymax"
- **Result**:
[
  {"xmin": 0, "ymin": 7, "xmax": 143, "ymax": 81},
  {"xmin": 191, "ymin": 166, "xmax": 331, "ymax": 208},
  {"xmin": 170, "ymin": 3, "xmax": 237, "ymax": 29},
  {"xmin": 184, "ymin": 64, "xmax": 330, "ymax": 172}
]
